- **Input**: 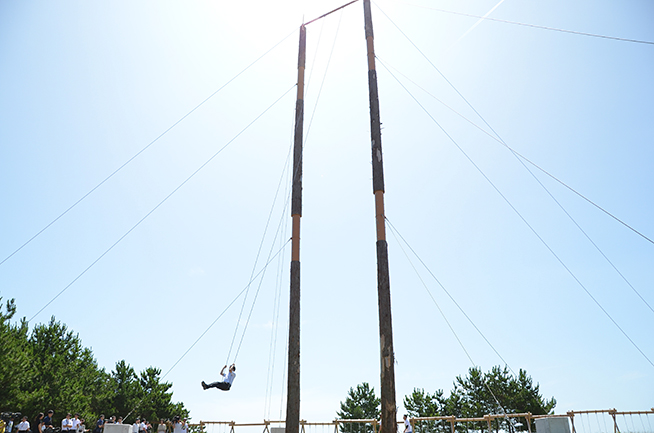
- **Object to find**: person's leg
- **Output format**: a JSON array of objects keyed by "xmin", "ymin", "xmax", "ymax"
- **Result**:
[{"xmin": 202, "ymin": 380, "xmax": 231, "ymax": 390}]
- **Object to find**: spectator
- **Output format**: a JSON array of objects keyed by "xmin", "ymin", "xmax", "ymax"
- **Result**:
[
  {"xmin": 172, "ymin": 420, "xmax": 181, "ymax": 433},
  {"xmin": 5, "ymin": 415, "xmax": 15, "ymax": 433},
  {"xmin": 32, "ymin": 414, "xmax": 43, "ymax": 433},
  {"xmin": 94, "ymin": 415, "xmax": 105, "ymax": 433},
  {"xmin": 18, "ymin": 416, "xmax": 30, "ymax": 433},
  {"xmin": 62, "ymin": 414, "xmax": 74, "ymax": 433},
  {"xmin": 43, "ymin": 411, "xmax": 54, "ymax": 432},
  {"xmin": 72, "ymin": 415, "xmax": 81, "ymax": 433}
]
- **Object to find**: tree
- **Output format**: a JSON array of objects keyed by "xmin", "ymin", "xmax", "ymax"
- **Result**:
[
  {"xmin": 111, "ymin": 360, "xmax": 139, "ymax": 419},
  {"xmin": 0, "ymin": 299, "xmax": 190, "ymax": 424},
  {"xmin": 337, "ymin": 383, "xmax": 381, "ymax": 433},
  {"xmin": 24, "ymin": 316, "xmax": 114, "ymax": 420},
  {"xmin": 403, "ymin": 389, "xmax": 448, "ymax": 433},
  {"xmin": 132, "ymin": 366, "xmax": 189, "ymax": 422},
  {"xmin": 0, "ymin": 298, "xmax": 32, "ymax": 411},
  {"xmin": 450, "ymin": 366, "xmax": 556, "ymax": 432}
]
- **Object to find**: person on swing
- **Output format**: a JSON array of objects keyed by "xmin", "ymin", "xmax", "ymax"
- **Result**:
[{"xmin": 201, "ymin": 364, "xmax": 236, "ymax": 391}]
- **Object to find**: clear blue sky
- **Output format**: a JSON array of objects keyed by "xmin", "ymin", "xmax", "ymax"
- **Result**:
[{"xmin": 1, "ymin": 0, "xmax": 653, "ymax": 425}]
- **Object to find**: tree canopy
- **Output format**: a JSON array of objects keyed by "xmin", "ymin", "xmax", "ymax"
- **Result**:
[
  {"xmin": 337, "ymin": 383, "xmax": 381, "ymax": 433},
  {"xmin": 0, "ymin": 297, "xmax": 189, "ymax": 424},
  {"xmin": 403, "ymin": 366, "xmax": 556, "ymax": 432}
]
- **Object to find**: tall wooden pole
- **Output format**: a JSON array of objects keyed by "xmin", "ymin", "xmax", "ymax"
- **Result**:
[
  {"xmin": 363, "ymin": 1, "xmax": 397, "ymax": 432},
  {"xmin": 286, "ymin": 24, "xmax": 306, "ymax": 433}
]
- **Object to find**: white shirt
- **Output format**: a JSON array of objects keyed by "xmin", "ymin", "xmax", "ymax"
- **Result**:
[
  {"xmin": 133, "ymin": 424, "xmax": 140, "ymax": 433},
  {"xmin": 223, "ymin": 371, "xmax": 236, "ymax": 385},
  {"xmin": 62, "ymin": 419, "xmax": 74, "ymax": 431},
  {"xmin": 18, "ymin": 421, "xmax": 31, "ymax": 432},
  {"xmin": 404, "ymin": 419, "xmax": 412, "ymax": 433},
  {"xmin": 72, "ymin": 420, "xmax": 81, "ymax": 430},
  {"xmin": 173, "ymin": 423, "xmax": 182, "ymax": 433}
]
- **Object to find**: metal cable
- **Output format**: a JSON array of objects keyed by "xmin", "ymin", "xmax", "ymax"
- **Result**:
[
  {"xmin": 378, "ymin": 60, "xmax": 654, "ymax": 369},
  {"xmin": 377, "ymin": 57, "xmax": 654, "ymax": 317},
  {"xmin": 374, "ymin": 2, "xmax": 654, "ymax": 248}
]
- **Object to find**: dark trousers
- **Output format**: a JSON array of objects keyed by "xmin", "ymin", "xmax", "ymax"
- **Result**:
[{"xmin": 207, "ymin": 381, "xmax": 231, "ymax": 391}]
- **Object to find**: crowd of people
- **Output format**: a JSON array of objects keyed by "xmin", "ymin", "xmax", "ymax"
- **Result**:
[{"xmin": 1, "ymin": 412, "xmax": 190, "ymax": 433}]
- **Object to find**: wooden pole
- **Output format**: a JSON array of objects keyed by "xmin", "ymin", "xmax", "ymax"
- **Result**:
[
  {"xmin": 286, "ymin": 23, "xmax": 306, "ymax": 433},
  {"xmin": 362, "ymin": 2, "xmax": 397, "ymax": 433}
]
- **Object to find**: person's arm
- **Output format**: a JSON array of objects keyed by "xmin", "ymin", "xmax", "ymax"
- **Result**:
[{"xmin": 220, "ymin": 365, "xmax": 227, "ymax": 376}]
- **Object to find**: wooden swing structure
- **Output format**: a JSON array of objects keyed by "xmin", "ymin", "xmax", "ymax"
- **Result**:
[
  {"xmin": 201, "ymin": 3, "xmax": 653, "ymax": 433},
  {"xmin": 285, "ymin": 2, "xmax": 396, "ymax": 433}
]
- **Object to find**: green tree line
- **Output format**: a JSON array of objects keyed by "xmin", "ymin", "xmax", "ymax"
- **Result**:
[
  {"xmin": 338, "ymin": 367, "xmax": 555, "ymax": 433},
  {"xmin": 0, "ymin": 298, "xmax": 188, "ymax": 425}
]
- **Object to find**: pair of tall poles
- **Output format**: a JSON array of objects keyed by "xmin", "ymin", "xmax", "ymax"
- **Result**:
[{"xmin": 286, "ymin": 2, "xmax": 397, "ymax": 433}]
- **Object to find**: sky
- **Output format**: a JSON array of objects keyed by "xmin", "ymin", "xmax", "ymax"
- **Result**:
[{"xmin": 1, "ymin": 0, "xmax": 653, "ymax": 428}]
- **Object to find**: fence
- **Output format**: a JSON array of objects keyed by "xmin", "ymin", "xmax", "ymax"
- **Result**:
[{"xmin": 196, "ymin": 409, "xmax": 654, "ymax": 433}]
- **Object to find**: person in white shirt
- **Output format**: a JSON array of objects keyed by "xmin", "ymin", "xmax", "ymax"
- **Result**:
[
  {"xmin": 403, "ymin": 415, "xmax": 412, "ymax": 433},
  {"xmin": 62, "ymin": 414, "xmax": 74, "ymax": 433},
  {"xmin": 17, "ymin": 417, "xmax": 30, "ymax": 433},
  {"xmin": 71, "ymin": 415, "xmax": 81, "ymax": 433},
  {"xmin": 201, "ymin": 364, "xmax": 236, "ymax": 391},
  {"xmin": 172, "ymin": 420, "xmax": 182, "ymax": 433},
  {"xmin": 132, "ymin": 419, "xmax": 140, "ymax": 433}
]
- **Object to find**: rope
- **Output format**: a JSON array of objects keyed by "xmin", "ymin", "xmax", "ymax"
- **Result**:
[
  {"xmin": 161, "ymin": 238, "xmax": 291, "ymax": 381},
  {"xmin": 595, "ymin": 413, "xmax": 603, "ymax": 433},
  {"xmin": 119, "ymin": 238, "xmax": 291, "ymax": 423},
  {"xmin": 1, "ymin": 28, "xmax": 298, "ymax": 269},
  {"xmin": 28, "ymin": 84, "xmax": 296, "ymax": 323},
  {"xmin": 231, "ymin": 155, "xmax": 298, "ymax": 364},
  {"xmin": 226, "ymin": 24, "xmax": 315, "ymax": 365},
  {"xmin": 305, "ymin": 7, "xmax": 346, "ymax": 144},
  {"xmin": 227, "ymin": 13, "xmax": 345, "ymax": 365},
  {"xmin": 264, "ymin": 137, "xmax": 294, "ymax": 420},
  {"xmin": 645, "ymin": 413, "xmax": 653, "ymax": 433},
  {"xmin": 391, "ymin": 1, "xmax": 654, "ymax": 46},
  {"xmin": 223, "ymin": 155, "xmax": 290, "ymax": 364},
  {"xmin": 378, "ymin": 59, "xmax": 654, "ymax": 369},
  {"xmin": 579, "ymin": 414, "xmax": 588, "ymax": 433}
]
